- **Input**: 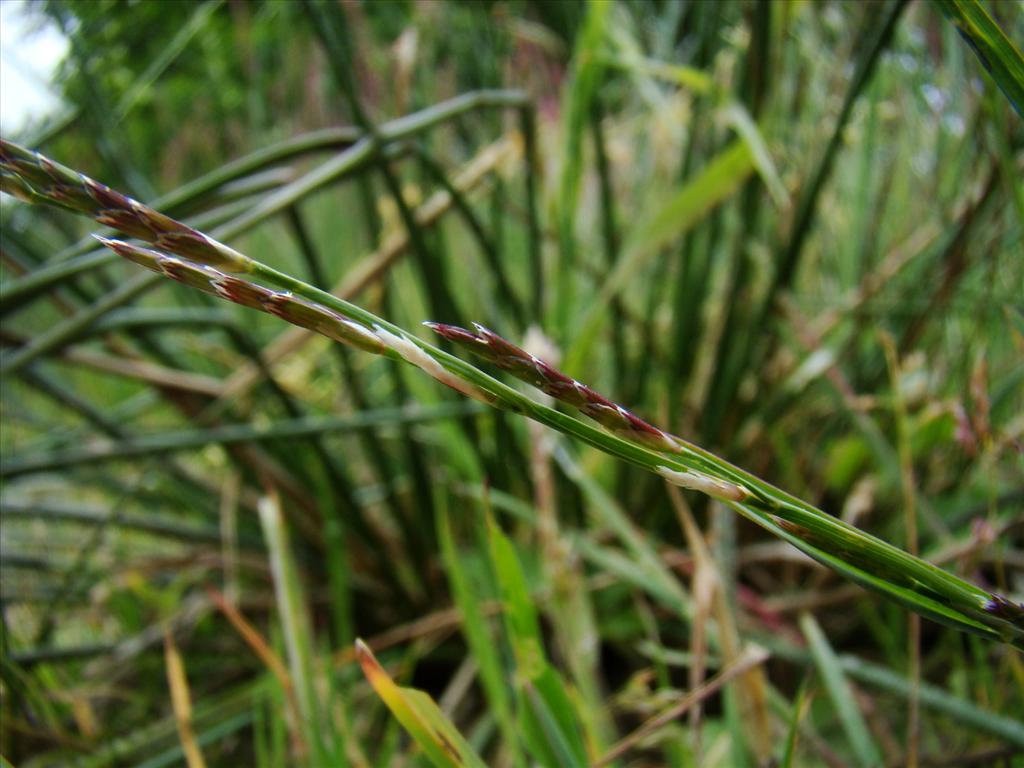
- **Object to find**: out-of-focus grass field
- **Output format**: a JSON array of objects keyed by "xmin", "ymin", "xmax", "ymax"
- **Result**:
[{"xmin": 1, "ymin": 0, "xmax": 1022, "ymax": 766}]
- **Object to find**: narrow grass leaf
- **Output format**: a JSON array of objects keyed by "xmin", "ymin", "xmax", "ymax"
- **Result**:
[
  {"xmin": 487, "ymin": 516, "xmax": 589, "ymax": 767},
  {"xmin": 437, "ymin": 502, "xmax": 524, "ymax": 766},
  {"xmin": 799, "ymin": 613, "xmax": 883, "ymax": 768},
  {"xmin": 935, "ymin": 0, "xmax": 1024, "ymax": 117},
  {"xmin": 163, "ymin": 632, "xmax": 208, "ymax": 768},
  {"xmin": 554, "ymin": 0, "xmax": 613, "ymax": 337},
  {"xmin": 734, "ymin": 501, "xmax": 1002, "ymax": 642},
  {"xmin": 258, "ymin": 492, "xmax": 333, "ymax": 767},
  {"xmin": 354, "ymin": 641, "xmax": 488, "ymax": 768},
  {"xmin": 565, "ymin": 139, "xmax": 754, "ymax": 374},
  {"xmin": 838, "ymin": 653, "xmax": 1024, "ymax": 748},
  {"xmin": 597, "ymin": 53, "xmax": 714, "ymax": 94},
  {"xmin": 724, "ymin": 103, "xmax": 789, "ymax": 209},
  {"xmin": 780, "ymin": 678, "xmax": 812, "ymax": 768},
  {"xmin": 556, "ymin": 448, "xmax": 690, "ymax": 615}
]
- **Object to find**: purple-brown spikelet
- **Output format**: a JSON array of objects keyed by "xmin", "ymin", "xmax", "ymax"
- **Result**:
[
  {"xmin": 1, "ymin": 138, "xmax": 251, "ymax": 272},
  {"xmin": 95, "ymin": 238, "xmax": 385, "ymax": 355},
  {"xmin": 983, "ymin": 594, "xmax": 1024, "ymax": 628},
  {"xmin": 425, "ymin": 321, "xmax": 681, "ymax": 453},
  {"xmin": 210, "ymin": 274, "xmax": 275, "ymax": 311}
]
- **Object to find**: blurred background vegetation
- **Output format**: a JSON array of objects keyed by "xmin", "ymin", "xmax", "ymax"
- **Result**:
[{"xmin": 1, "ymin": 0, "xmax": 1022, "ymax": 765}]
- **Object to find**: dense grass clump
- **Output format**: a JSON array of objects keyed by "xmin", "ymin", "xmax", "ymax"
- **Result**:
[{"xmin": 1, "ymin": 1, "xmax": 1022, "ymax": 766}]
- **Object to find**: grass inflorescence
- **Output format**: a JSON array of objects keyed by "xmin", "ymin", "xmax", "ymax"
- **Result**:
[{"xmin": 1, "ymin": 1, "xmax": 1022, "ymax": 766}]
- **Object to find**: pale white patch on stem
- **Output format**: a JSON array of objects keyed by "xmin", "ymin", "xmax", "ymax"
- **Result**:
[
  {"xmin": 373, "ymin": 325, "xmax": 491, "ymax": 403},
  {"xmin": 653, "ymin": 432, "xmax": 685, "ymax": 454},
  {"xmin": 656, "ymin": 466, "xmax": 749, "ymax": 502},
  {"xmin": 331, "ymin": 317, "xmax": 386, "ymax": 352}
]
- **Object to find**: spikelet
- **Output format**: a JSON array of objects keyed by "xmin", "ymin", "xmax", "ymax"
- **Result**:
[
  {"xmin": 95, "ymin": 238, "xmax": 384, "ymax": 354},
  {"xmin": 1, "ymin": 139, "xmax": 251, "ymax": 272},
  {"xmin": 425, "ymin": 321, "xmax": 679, "ymax": 453}
]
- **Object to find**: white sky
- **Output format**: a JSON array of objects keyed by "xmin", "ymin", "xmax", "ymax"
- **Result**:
[{"xmin": 0, "ymin": 0, "xmax": 68, "ymax": 134}]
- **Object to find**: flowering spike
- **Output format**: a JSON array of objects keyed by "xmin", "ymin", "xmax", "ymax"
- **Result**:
[
  {"xmin": 93, "ymin": 238, "xmax": 384, "ymax": 355},
  {"xmin": 1, "ymin": 138, "xmax": 252, "ymax": 273},
  {"xmin": 373, "ymin": 326, "xmax": 492, "ymax": 403},
  {"xmin": 423, "ymin": 321, "xmax": 486, "ymax": 348},
  {"xmin": 425, "ymin": 322, "xmax": 681, "ymax": 453}
]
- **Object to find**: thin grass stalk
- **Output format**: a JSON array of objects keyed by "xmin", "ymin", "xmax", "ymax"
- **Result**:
[
  {"xmin": 258, "ymin": 492, "xmax": 333, "ymax": 767},
  {"xmin": 283, "ymin": 202, "xmax": 423, "ymax": 573},
  {"xmin": 552, "ymin": 0, "xmax": 612, "ymax": 344},
  {"xmin": 180, "ymin": 293, "xmax": 371, "ymax": 558},
  {"xmin": 653, "ymin": 0, "xmax": 727, "ymax": 430},
  {"xmin": 0, "ymin": 501, "xmax": 227, "ymax": 546},
  {"xmin": 821, "ymin": 651, "xmax": 1024, "ymax": 747},
  {"xmin": 777, "ymin": 0, "xmax": 908, "ymax": 293},
  {"xmin": 799, "ymin": 613, "xmax": 884, "ymax": 768},
  {"xmin": 301, "ymin": 0, "xmax": 510, "ymax": 493},
  {"xmin": 436, "ymin": 500, "xmax": 525, "ymax": 767},
  {"xmin": 29, "ymin": 480, "xmax": 136, "ymax": 647},
  {"xmin": 592, "ymin": 645, "xmax": 770, "ymax": 768},
  {"xmin": 566, "ymin": 137, "xmax": 754, "ymax": 379},
  {"xmin": 881, "ymin": 333, "xmax": 920, "ymax": 768},
  {"xmin": 896, "ymin": 169, "xmax": 998, "ymax": 356},
  {"xmin": 935, "ymin": 0, "xmax": 1024, "ymax": 118},
  {"xmin": 49, "ymin": 0, "xmax": 155, "ymax": 201},
  {"xmin": 300, "ymin": 0, "xmax": 464, "ymax": 329},
  {"xmin": 17, "ymin": 363, "xmax": 131, "ymax": 438},
  {"xmin": 589, "ymin": 101, "xmax": 625, "ymax": 392},
  {"xmin": 779, "ymin": 676, "xmax": 811, "ymax": 768},
  {"xmin": 4, "ymin": 341, "xmax": 225, "ymax": 397},
  {"xmin": 283, "ymin": 203, "xmax": 429, "ymax": 611},
  {"xmin": 663, "ymin": 107, "xmax": 707, "ymax": 430},
  {"xmin": 0, "ymin": 272, "xmax": 156, "ymax": 375},
  {"xmin": 1, "ymin": 250, "xmax": 115, "ymax": 314},
  {"xmin": 65, "ymin": 308, "xmax": 318, "ymax": 447},
  {"xmin": 163, "ymin": 631, "xmax": 209, "ymax": 768},
  {"xmin": 1, "ymin": 402, "xmax": 480, "ymax": 478},
  {"xmin": 62, "ymin": 678, "xmax": 264, "ymax": 768},
  {"xmin": 48, "ymin": 299, "xmax": 338, "ymax": 529},
  {"xmin": 668, "ymin": 489, "xmax": 717, "ymax": 760},
  {"xmin": 159, "ymin": 127, "xmax": 360, "ymax": 216},
  {"xmin": 519, "ymin": 104, "xmax": 544, "ymax": 318},
  {"xmin": 528, "ymin": 451, "xmax": 611, "ymax": 753},
  {"xmin": 412, "ymin": 144, "xmax": 526, "ymax": 330},
  {"xmin": 206, "ymin": 585, "xmax": 303, "ymax": 741},
  {"xmin": 709, "ymin": 0, "xmax": 908, "ymax": 435},
  {"xmin": 294, "ymin": 9, "xmax": 444, "ymax": 588},
  {"xmin": 700, "ymin": 0, "xmax": 772, "ymax": 445}
]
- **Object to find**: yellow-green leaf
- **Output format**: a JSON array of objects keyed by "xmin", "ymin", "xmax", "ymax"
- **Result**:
[{"xmin": 355, "ymin": 640, "xmax": 487, "ymax": 768}]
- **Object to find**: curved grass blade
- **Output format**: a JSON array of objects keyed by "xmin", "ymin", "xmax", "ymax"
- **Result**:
[
  {"xmin": 487, "ymin": 516, "xmax": 589, "ymax": 768},
  {"xmin": 799, "ymin": 614, "xmax": 883, "ymax": 768},
  {"xmin": 437, "ymin": 503, "xmax": 524, "ymax": 767},
  {"xmin": 355, "ymin": 641, "xmax": 488, "ymax": 768},
  {"xmin": 935, "ymin": 0, "xmax": 1024, "ymax": 118}
]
